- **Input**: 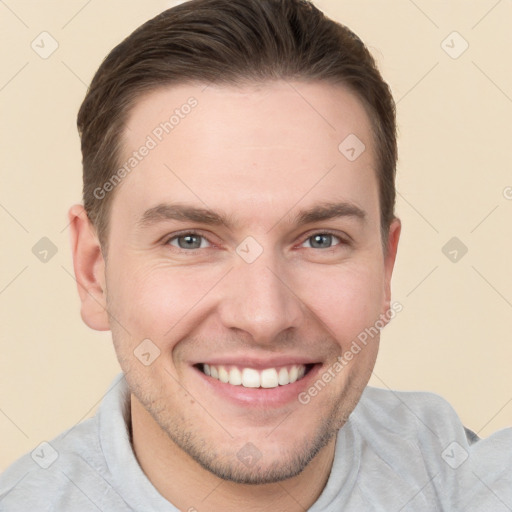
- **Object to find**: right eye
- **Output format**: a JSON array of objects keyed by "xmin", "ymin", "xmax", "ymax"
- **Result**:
[{"xmin": 166, "ymin": 232, "xmax": 213, "ymax": 251}]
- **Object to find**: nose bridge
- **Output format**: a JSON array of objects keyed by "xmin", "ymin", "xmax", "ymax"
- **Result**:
[{"xmin": 218, "ymin": 246, "xmax": 304, "ymax": 342}]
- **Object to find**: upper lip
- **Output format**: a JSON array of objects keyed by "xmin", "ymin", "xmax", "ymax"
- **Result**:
[{"xmin": 192, "ymin": 356, "xmax": 320, "ymax": 369}]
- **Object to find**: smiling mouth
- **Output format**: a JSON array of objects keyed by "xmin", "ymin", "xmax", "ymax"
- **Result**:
[
  {"xmin": 197, "ymin": 363, "xmax": 314, "ymax": 389},
  {"xmin": 196, "ymin": 363, "xmax": 315, "ymax": 388}
]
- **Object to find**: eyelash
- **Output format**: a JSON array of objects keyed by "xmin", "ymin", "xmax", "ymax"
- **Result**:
[
  {"xmin": 163, "ymin": 230, "xmax": 350, "ymax": 253},
  {"xmin": 300, "ymin": 231, "xmax": 348, "ymax": 249}
]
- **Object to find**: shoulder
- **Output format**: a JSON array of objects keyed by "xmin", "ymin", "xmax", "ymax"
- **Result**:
[
  {"xmin": 352, "ymin": 385, "xmax": 490, "ymax": 455},
  {"xmin": 348, "ymin": 386, "xmax": 512, "ymax": 508},
  {"xmin": 350, "ymin": 386, "xmax": 470, "ymax": 466},
  {"xmin": 356, "ymin": 385, "xmax": 463, "ymax": 432},
  {"xmin": 0, "ymin": 374, "xmax": 136, "ymax": 512},
  {"xmin": 0, "ymin": 417, "xmax": 108, "ymax": 511}
]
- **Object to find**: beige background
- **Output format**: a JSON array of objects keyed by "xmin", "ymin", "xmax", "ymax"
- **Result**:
[{"xmin": 1, "ymin": 0, "xmax": 511, "ymax": 471}]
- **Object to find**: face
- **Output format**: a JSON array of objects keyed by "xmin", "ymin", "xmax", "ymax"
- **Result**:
[{"xmin": 95, "ymin": 80, "xmax": 400, "ymax": 483}]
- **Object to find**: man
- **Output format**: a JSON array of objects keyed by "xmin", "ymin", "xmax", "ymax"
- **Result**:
[{"xmin": 1, "ymin": 0, "xmax": 510, "ymax": 510}]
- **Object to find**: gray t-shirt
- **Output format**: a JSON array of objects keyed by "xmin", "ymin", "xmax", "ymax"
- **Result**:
[{"xmin": 1, "ymin": 373, "xmax": 511, "ymax": 511}]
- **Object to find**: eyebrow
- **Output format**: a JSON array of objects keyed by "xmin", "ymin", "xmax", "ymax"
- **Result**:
[
  {"xmin": 136, "ymin": 203, "xmax": 229, "ymax": 229},
  {"xmin": 135, "ymin": 201, "xmax": 366, "ymax": 230},
  {"xmin": 293, "ymin": 201, "xmax": 366, "ymax": 225}
]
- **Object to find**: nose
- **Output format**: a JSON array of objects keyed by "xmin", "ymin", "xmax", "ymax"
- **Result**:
[{"xmin": 217, "ymin": 249, "xmax": 304, "ymax": 345}]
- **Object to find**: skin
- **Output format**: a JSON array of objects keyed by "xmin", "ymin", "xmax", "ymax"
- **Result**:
[{"xmin": 69, "ymin": 80, "xmax": 401, "ymax": 511}]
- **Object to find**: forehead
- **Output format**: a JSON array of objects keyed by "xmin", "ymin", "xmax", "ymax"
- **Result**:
[{"xmin": 111, "ymin": 80, "xmax": 379, "ymax": 232}]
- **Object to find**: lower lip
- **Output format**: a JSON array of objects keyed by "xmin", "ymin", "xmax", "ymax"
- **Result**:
[{"xmin": 194, "ymin": 364, "xmax": 323, "ymax": 408}]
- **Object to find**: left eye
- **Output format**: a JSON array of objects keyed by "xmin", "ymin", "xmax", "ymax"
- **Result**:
[
  {"xmin": 168, "ymin": 233, "xmax": 211, "ymax": 250},
  {"xmin": 302, "ymin": 233, "xmax": 342, "ymax": 249}
]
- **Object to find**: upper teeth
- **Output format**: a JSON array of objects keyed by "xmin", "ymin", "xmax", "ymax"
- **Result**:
[{"xmin": 202, "ymin": 364, "xmax": 306, "ymax": 388}]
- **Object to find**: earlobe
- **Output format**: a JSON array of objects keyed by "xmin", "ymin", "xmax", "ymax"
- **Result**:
[
  {"xmin": 68, "ymin": 204, "xmax": 110, "ymax": 331},
  {"xmin": 382, "ymin": 217, "xmax": 401, "ymax": 318}
]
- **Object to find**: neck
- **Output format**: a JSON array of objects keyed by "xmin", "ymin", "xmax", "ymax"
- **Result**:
[{"xmin": 130, "ymin": 394, "xmax": 336, "ymax": 512}]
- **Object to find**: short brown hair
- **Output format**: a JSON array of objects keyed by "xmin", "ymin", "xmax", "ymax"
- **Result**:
[{"xmin": 77, "ymin": 0, "xmax": 397, "ymax": 255}]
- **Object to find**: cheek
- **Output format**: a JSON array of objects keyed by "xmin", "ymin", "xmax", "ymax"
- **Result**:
[
  {"xmin": 295, "ymin": 261, "xmax": 385, "ymax": 343},
  {"xmin": 107, "ymin": 260, "xmax": 223, "ymax": 342}
]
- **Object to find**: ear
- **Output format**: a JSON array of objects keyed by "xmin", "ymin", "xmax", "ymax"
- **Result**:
[
  {"xmin": 381, "ymin": 217, "xmax": 401, "ymax": 317},
  {"xmin": 68, "ymin": 204, "xmax": 110, "ymax": 331}
]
